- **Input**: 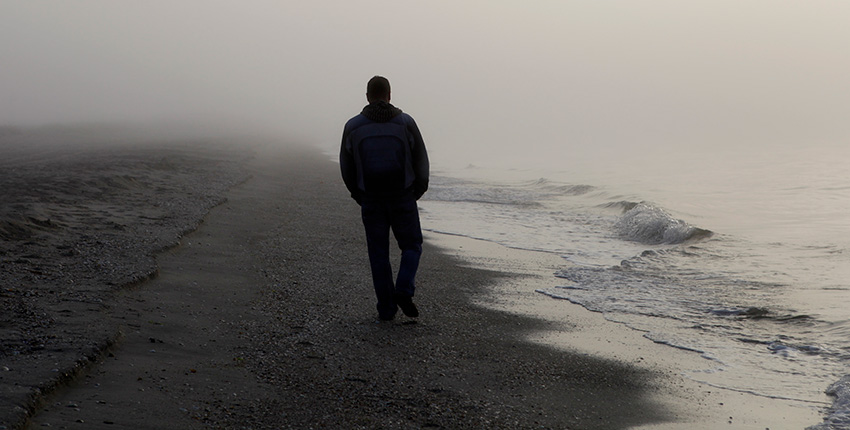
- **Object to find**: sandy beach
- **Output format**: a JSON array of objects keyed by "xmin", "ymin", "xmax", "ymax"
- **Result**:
[
  {"xmin": 2, "ymin": 129, "xmax": 824, "ymax": 429},
  {"xmin": 1, "ymin": 126, "xmax": 250, "ymax": 428}
]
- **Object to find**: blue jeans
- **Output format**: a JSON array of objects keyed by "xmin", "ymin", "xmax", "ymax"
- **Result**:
[{"xmin": 361, "ymin": 197, "xmax": 423, "ymax": 319}]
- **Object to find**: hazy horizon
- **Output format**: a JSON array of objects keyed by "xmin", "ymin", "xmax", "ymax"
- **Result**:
[{"xmin": 3, "ymin": 1, "xmax": 849, "ymax": 170}]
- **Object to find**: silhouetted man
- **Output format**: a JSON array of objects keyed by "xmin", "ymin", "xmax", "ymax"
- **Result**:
[{"xmin": 340, "ymin": 76, "xmax": 429, "ymax": 321}]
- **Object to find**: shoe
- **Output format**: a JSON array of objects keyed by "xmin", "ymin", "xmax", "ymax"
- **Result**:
[
  {"xmin": 378, "ymin": 303, "xmax": 397, "ymax": 321},
  {"xmin": 394, "ymin": 293, "xmax": 419, "ymax": 318},
  {"xmin": 378, "ymin": 309, "xmax": 397, "ymax": 321}
]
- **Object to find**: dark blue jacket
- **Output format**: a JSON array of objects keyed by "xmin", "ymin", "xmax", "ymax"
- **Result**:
[{"xmin": 340, "ymin": 101, "xmax": 429, "ymax": 203}]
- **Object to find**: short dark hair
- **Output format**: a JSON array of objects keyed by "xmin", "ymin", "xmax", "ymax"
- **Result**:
[{"xmin": 366, "ymin": 76, "xmax": 391, "ymax": 100}]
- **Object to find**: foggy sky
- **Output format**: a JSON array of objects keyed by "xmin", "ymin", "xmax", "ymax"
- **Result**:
[{"xmin": 2, "ymin": 1, "xmax": 849, "ymax": 169}]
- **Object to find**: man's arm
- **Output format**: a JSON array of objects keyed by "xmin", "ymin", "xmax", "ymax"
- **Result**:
[
  {"xmin": 339, "ymin": 127, "xmax": 363, "ymax": 204},
  {"xmin": 406, "ymin": 117, "xmax": 429, "ymax": 200}
]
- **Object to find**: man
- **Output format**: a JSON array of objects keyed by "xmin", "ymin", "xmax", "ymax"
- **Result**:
[{"xmin": 340, "ymin": 76, "xmax": 429, "ymax": 321}]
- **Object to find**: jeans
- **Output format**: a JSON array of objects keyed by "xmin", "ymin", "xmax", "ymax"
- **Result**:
[{"xmin": 361, "ymin": 196, "xmax": 423, "ymax": 319}]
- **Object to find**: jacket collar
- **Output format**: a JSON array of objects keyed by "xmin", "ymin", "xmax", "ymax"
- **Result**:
[{"xmin": 361, "ymin": 101, "xmax": 403, "ymax": 123}]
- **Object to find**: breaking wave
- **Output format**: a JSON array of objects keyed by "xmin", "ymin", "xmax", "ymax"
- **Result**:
[
  {"xmin": 614, "ymin": 202, "xmax": 713, "ymax": 245},
  {"xmin": 807, "ymin": 375, "xmax": 850, "ymax": 430}
]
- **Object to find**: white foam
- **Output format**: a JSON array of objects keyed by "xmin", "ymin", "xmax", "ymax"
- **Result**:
[
  {"xmin": 806, "ymin": 375, "xmax": 850, "ymax": 429},
  {"xmin": 614, "ymin": 202, "xmax": 711, "ymax": 245}
]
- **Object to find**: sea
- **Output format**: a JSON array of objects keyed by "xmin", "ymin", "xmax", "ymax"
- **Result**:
[{"xmin": 418, "ymin": 141, "xmax": 850, "ymax": 429}]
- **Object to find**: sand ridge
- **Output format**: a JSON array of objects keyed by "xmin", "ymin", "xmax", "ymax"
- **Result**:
[{"xmin": 0, "ymin": 127, "xmax": 249, "ymax": 428}]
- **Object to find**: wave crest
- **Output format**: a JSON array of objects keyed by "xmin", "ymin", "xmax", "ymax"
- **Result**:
[
  {"xmin": 614, "ymin": 202, "xmax": 712, "ymax": 245},
  {"xmin": 806, "ymin": 375, "xmax": 850, "ymax": 430}
]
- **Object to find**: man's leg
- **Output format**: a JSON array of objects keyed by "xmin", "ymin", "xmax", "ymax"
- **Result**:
[
  {"xmin": 391, "ymin": 198, "xmax": 423, "ymax": 299},
  {"xmin": 361, "ymin": 201, "xmax": 397, "ymax": 319}
]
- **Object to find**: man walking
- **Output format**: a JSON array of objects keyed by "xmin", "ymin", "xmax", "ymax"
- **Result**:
[{"xmin": 340, "ymin": 76, "xmax": 429, "ymax": 321}]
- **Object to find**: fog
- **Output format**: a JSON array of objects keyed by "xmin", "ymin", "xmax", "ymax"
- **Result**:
[{"xmin": 3, "ymin": 1, "xmax": 849, "ymax": 169}]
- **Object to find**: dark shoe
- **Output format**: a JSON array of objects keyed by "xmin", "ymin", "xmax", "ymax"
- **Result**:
[
  {"xmin": 394, "ymin": 294, "xmax": 419, "ymax": 318},
  {"xmin": 378, "ymin": 308, "xmax": 397, "ymax": 321},
  {"xmin": 377, "ymin": 303, "xmax": 398, "ymax": 321}
]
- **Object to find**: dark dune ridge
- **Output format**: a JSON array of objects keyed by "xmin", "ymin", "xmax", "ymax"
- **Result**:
[{"xmin": 3, "ymin": 128, "xmax": 671, "ymax": 429}]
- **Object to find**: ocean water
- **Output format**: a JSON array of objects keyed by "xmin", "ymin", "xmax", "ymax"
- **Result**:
[{"xmin": 419, "ymin": 142, "xmax": 850, "ymax": 429}]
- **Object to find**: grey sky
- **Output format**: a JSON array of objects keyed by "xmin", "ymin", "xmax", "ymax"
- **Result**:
[{"xmin": 2, "ymin": 1, "xmax": 849, "ymax": 168}]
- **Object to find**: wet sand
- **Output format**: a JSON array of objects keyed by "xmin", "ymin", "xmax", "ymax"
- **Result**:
[
  {"xmin": 427, "ymin": 234, "xmax": 824, "ymax": 429},
  {"xmin": 2, "ymin": 128, "xmax": 823, "ymax": 429}
]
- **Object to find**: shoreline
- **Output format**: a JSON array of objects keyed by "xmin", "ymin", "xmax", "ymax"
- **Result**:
[
  {"xmin": 19, "ymin": 139, "xmax": 664, "ymax": 429},
  {"xmin": 425, "ymin": 232, "xmax": 826, "ymax": 429},
  {"xmin": 5, "ymin": 135, "xmax": 825, "ymax": 429}
]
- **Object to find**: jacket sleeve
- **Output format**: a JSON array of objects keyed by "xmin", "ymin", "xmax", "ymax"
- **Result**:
[
  {"xmin": 339, "ymin": 126, "xmax": 363, "ymax": 204},
  {"xmin": 406, "ymin": 116, "xmax": 429, "ymax": 200}
]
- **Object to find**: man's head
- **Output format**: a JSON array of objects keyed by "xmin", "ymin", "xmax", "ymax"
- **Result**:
[{"xmin": 366, "ymin": 76, "xmax": 391, "ymax": 103}]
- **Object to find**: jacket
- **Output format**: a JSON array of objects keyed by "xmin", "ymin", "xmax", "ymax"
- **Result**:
[{"xmin": 340, "ymin": 101, "xmax": 429, "ymax": 203}]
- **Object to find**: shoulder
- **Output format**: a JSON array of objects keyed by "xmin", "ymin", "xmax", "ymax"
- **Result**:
[
  {"xmin": 345, "ymin": 113, "xmax": 368, "ymax": 127},
  {"xmin": 343, "ymin": 114, "xmax": 370, "ymax": 133},
  {"xmin": 393, "ymin": 112, "xmax": 418, "ymax": 128}
]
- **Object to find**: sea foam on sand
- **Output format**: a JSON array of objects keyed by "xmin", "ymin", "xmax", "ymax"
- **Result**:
[{"xmin": 425, "ymin": 232, "xmax": 825, "ymax": 430}]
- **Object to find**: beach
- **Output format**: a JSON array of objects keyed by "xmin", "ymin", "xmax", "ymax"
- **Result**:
[{"xmin": 1, "ymin": 128, "xmax": 823, "ymax": 429}]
